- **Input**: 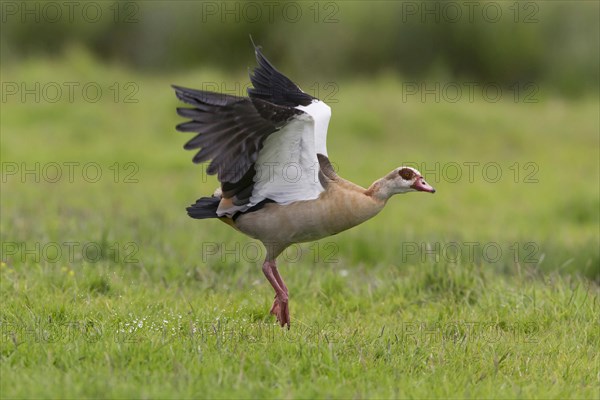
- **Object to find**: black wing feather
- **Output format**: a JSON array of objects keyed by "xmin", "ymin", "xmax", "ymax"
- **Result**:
[
  {"xmin": 247, "ymin": 39, "xmax": 314, "ymax": 107},
  {"xmin": 187, "ymin": 196, "xmax": 220, "ymax": 219},
  {"xmin": 174, "ymin": 40, "xmax": 315, "ymax": 213},
  {"xmin": 172, "ymin": 84, "xmax": 301, "ymax": 185}
]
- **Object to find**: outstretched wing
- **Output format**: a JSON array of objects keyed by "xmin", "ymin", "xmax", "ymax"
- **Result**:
[
  {"xmin": 173, "ymin": 85, "xmax": 298, "ymax": 183},
  {"xmin": 174, "ymin": 41, "xmax": 333, "ymax": 217},
  {"xmin": 248, "ymin": 39, "xmax": 314, "ymax": 108},
  {"xmin": 248, "ymin": 40, "xmax": 332, "ymax": 156}
]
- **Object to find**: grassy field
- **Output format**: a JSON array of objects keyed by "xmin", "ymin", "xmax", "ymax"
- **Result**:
[{"xmin": 1, "ymin": 50, "xmax": 599, "ymax": 398}]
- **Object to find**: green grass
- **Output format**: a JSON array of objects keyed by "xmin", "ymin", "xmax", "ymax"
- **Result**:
[{"xmin": 1, "ymin": 50, "xmax": 599, "ymax": 398}]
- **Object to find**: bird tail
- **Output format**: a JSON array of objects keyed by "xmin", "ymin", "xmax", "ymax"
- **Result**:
[{"xmin": 186, "ymin": 196, "xmax": 221, "ymax": 219}]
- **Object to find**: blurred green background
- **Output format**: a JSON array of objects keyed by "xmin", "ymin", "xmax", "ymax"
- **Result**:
[
  {"xmin": 2, "ymin": 0, "xmax": 599, "ymax": 96},
  {"xmin": 1, "ymin": 2, "xmax": 600, "ymax": 398}
]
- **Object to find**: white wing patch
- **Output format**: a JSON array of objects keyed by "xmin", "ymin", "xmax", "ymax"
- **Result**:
[
  {"xmin": 216, "ymin": 100, "xmax": 331, "ymax": 217},
  {"xmin": 296, "ymin": 100, "xmax": 331, "ymax": 156},
  {"xmin": 249, "ymin": 113, "xmax": 324, "ymax": 206}
]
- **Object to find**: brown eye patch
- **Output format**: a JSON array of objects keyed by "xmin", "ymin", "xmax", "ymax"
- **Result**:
[{"xmin": 398, "ymin": 168, "xmax": 415, "ymax": 180}]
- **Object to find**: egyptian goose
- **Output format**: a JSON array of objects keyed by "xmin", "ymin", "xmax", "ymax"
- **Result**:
[{"xmin": 173, "ymin": 40, "xmax": 435, "ymax": 328}]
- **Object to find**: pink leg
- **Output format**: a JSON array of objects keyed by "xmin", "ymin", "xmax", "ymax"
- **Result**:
[
  {"xmin": 262, "ymin": 260, "xmax": 290, "ymax": 329},
  {"xmin": 271, "ymin": 264, "xmax": 288, "ymax": 296}
]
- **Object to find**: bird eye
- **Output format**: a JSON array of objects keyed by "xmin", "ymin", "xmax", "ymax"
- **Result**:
[{"xmin": 398, "ymin": 168, "xmax": 414, "ymax": 180}]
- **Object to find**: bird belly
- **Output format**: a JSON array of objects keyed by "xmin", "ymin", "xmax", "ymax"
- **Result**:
[{"xmin": 234, "ymin": 188, "xmax": 384, "ymax": 246}]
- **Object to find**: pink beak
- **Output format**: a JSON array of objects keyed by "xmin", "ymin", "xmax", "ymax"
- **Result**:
[{"xmin": 411, "ymin": 177, "xmax": 436, "ymax": 193}]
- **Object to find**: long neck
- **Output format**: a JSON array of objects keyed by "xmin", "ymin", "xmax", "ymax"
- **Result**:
[
  {"xmin": 324, "ymin": 176, "xmax": 387, "ymax": 229},
  {"xmin": 365, "ymin": 177, "xmax": 394, "ymax": 202}
]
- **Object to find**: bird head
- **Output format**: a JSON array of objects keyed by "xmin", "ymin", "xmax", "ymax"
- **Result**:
[{"xmin": 387, "ymin": 166, "xmax": 436, "ymax": 194}]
